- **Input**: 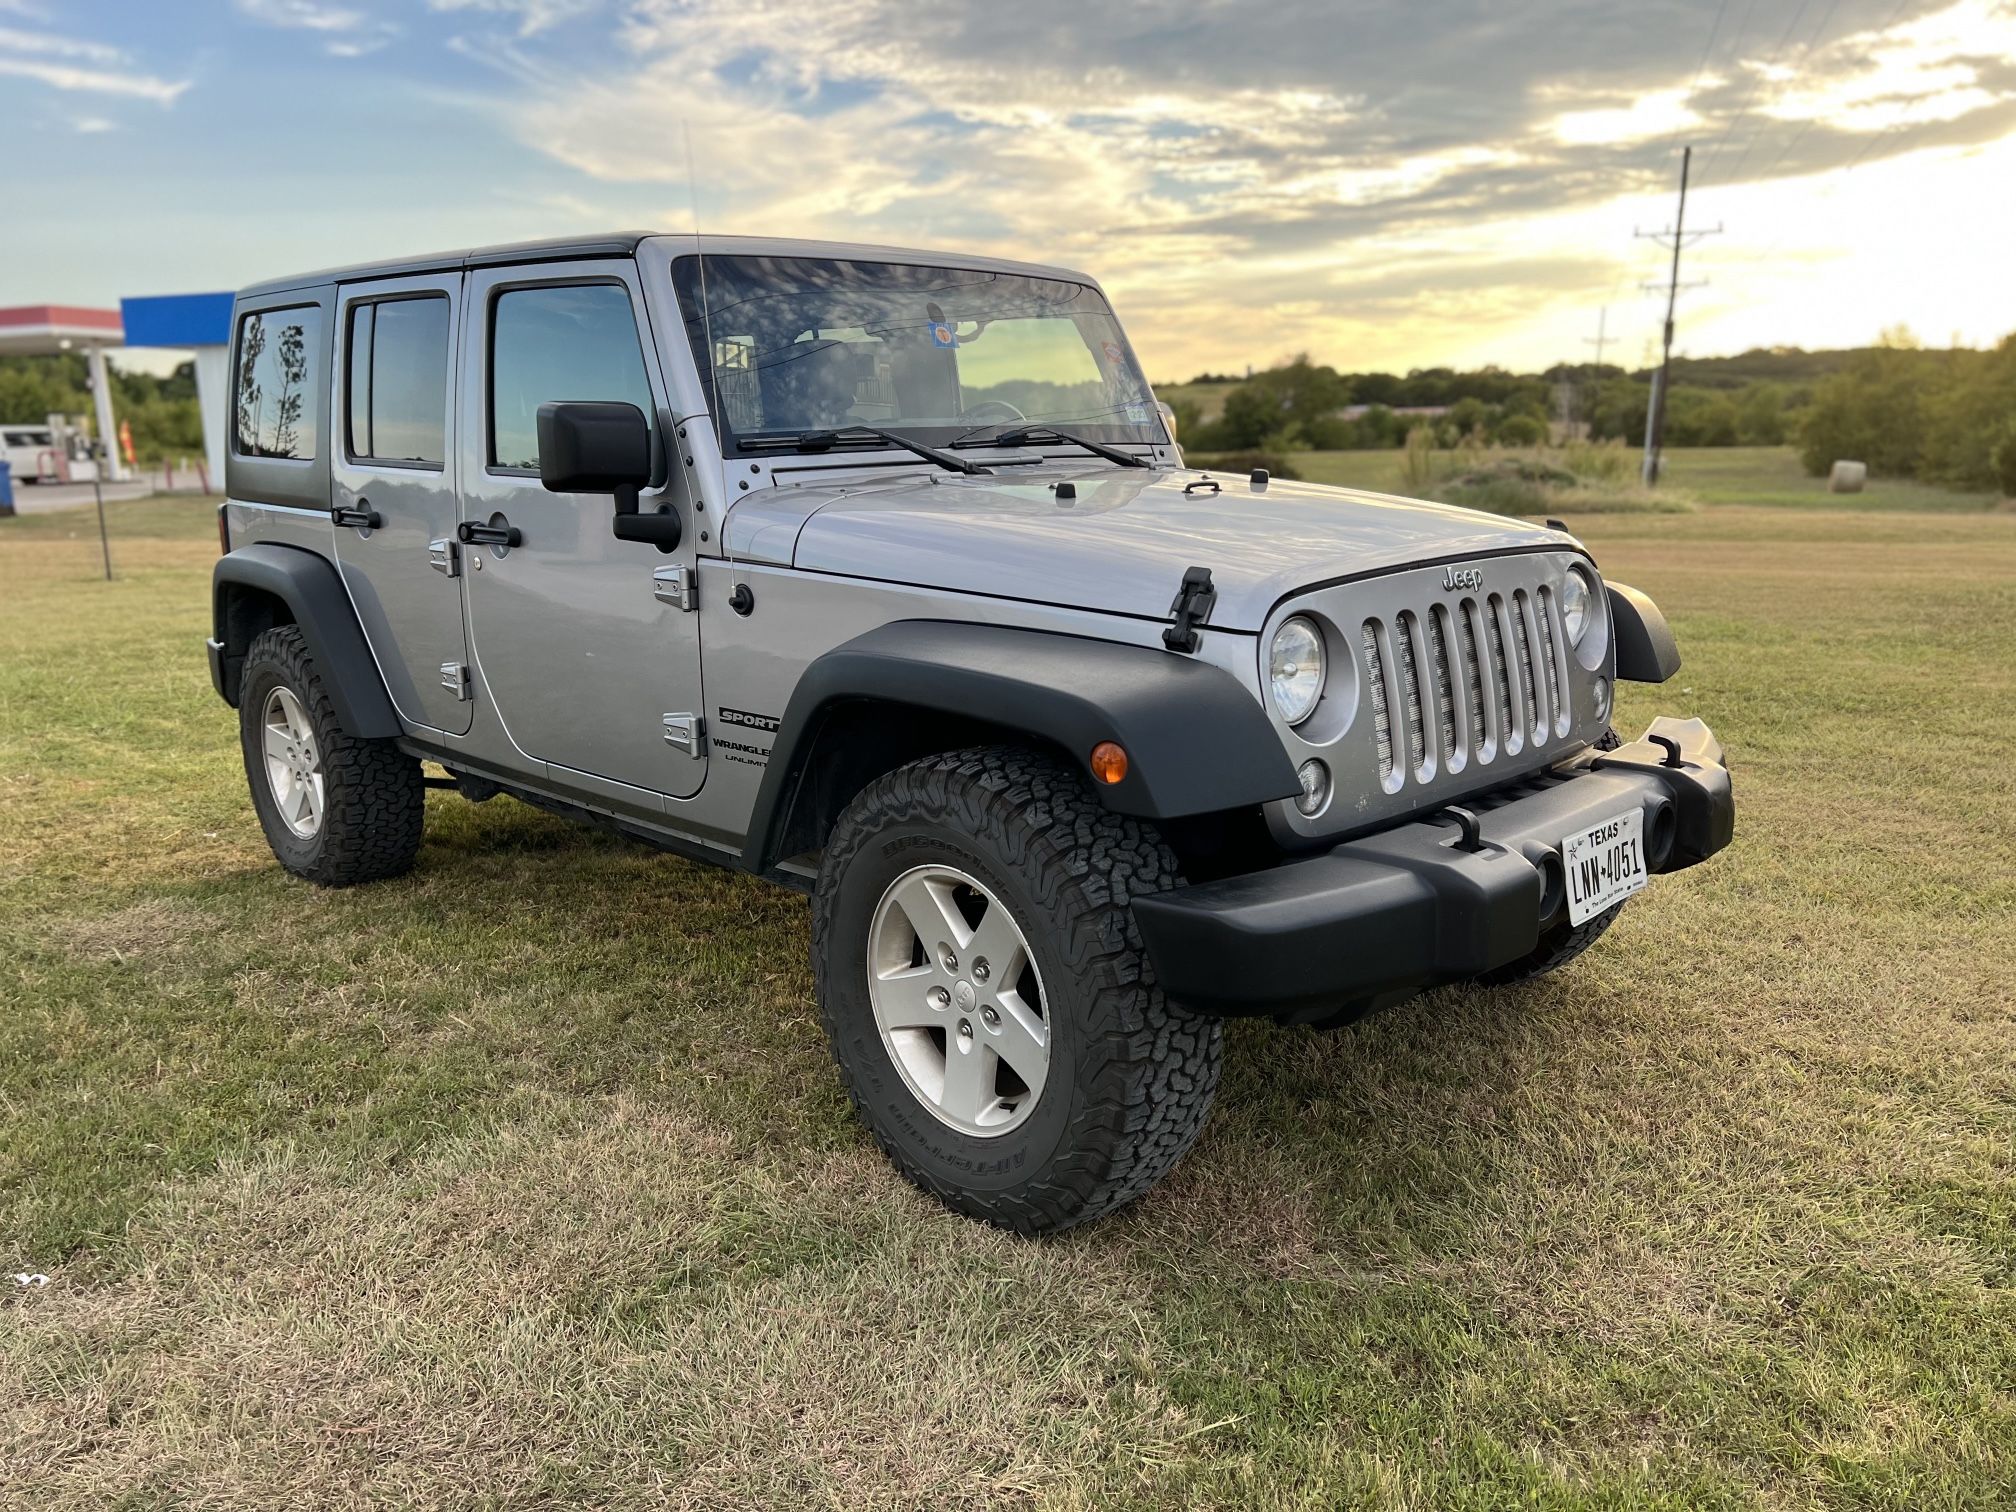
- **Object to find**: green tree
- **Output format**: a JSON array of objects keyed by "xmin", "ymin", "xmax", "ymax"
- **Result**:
[
  {"xmin": 1798, "ymin": 348, "xmax": 1929, "ymax": 478},
  {"xmin": 1216, "ymin": 356, "xmax": 1350, "ymax": 450}
]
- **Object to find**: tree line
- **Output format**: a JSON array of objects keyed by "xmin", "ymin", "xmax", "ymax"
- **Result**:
[
  {"xmin": 1164, "ymin": 335, "xmax": 2016, "ymax": 492},
  {"xmin": 0, "ymin": 353, "xmax": 204, "ymax": 465},
  {"xmin": 1163, "ymin": 355, "xmax": 1812, "ymax": 455}
]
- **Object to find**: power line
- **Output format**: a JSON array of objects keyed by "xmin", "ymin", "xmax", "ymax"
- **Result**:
[
  {"xmin": 1659, "ymin": 0, "xmax": 1737, "ymax": 165},
  {"xmin": 1696, "ymin": 0, "xmax": 1815, "ymax": 187},
  {"xmin": 1711, "ymin": 0, "xmax": 1846, "ymax": 189}
]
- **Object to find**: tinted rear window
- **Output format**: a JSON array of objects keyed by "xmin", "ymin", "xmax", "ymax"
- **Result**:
[{"xmin": 234, "ymin": 306, "xmax": 323, "ymax": 460}]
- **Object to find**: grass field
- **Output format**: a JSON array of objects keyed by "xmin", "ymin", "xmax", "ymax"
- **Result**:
[
  {"xmin": 1200, "ymin": 446, "xmax": 2005, "ymax": 514},
  {"xmin": 4, "ymin": 493, "xmax": 2015, "ymax": 1507}
]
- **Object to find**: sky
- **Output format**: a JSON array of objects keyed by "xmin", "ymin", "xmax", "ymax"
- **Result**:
[{"xmin": 2, "ymin": 0, "xmax": 2014, "ymax": 380}]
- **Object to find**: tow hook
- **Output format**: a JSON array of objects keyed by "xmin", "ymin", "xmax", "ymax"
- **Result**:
[{"xmin": 1435, "ymin": 805, "xmax": 1487, "ymax": 852}]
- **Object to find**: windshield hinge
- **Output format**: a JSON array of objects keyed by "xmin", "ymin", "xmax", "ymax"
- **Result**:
[{"xmin": 1163, "ymin": 565, "xmax": 1217, "ymax": 653}]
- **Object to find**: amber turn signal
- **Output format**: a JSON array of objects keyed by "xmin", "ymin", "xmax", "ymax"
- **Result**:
[{"xmin": 1089, "ymin": 741, "xmax": 1129, "ymax": 785}]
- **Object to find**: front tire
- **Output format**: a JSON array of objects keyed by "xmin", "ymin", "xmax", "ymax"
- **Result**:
[
  {"xmin": 238, "ymin": 625, "xmax": 425, "ymax": 887},
  {"xmin": 812, "ymin": 748, "xmax": 1221, "ymax": 1234}
]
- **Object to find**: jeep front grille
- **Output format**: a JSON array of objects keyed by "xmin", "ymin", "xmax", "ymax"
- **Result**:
[{"xmin": 1361, "ymin": 587, "xmax": 1573, "ymax": 792}]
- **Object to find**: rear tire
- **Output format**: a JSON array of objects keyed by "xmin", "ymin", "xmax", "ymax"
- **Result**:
[
  {"xmin": 1476, "ymin": 903, "xmax": 1622, "ymax": 987},
  {"xmin": 238, "ymin": 625, "xmax": 425, "ymax": 887},
  {"xmin": 812, "ymin": 748, "xmax": 1221, "ymax": 1234}
]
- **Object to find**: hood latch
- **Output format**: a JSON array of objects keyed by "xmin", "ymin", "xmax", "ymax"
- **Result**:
[{"xmin": 1163, "ymin": 565, "xmax": 1217, "ymax": 653}]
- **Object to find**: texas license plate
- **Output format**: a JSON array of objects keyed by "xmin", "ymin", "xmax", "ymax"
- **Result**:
[{"xmin": 1561, "ymin": 809, "xmax": 1649, "ymax": 925}]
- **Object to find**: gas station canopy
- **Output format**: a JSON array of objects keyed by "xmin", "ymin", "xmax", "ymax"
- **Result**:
[
  {"xmin": 1, "ymin": 294, "xmax": 236, "ymax": 489},
  {"xmin": 0, "ymin": 304, "xmax": 124, "ymax": 356}
]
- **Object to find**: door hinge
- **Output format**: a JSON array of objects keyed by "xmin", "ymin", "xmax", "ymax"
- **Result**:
[
  {"xmin": 662, "ymin": 712, "xmax": 705, "ymax": 756},
  {"xmin": 429, "ymin": 538, "xmax": 460, "ymax": 577},
  {"xmin": 441, "ymin": 663, "xmax": 472, "ymax": 701},
  {"xmin": 652, "ymin": 563, "xmax": 697, "ymax": 611}
]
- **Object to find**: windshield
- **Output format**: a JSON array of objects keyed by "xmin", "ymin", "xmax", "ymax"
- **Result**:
[{"xmin": 671, "ymin": 254, "xmax": 1164, "ymax": 456}]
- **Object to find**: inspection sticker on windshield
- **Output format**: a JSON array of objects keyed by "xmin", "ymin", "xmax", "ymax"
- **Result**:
[
  {"xmin": 1561, "ymin": 808, "xmax": 1648, "ymax": 924},
  {"xmin": 929, "ymin": 321, "xmax": 958, "ymax": 348}
]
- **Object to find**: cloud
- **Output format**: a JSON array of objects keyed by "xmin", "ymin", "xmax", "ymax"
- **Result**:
[
  {"xmin": 423, "ymin": 0, "xmax": 2016, "ymax": 368},
  {"xmin": 232, "ymin": 0, "xmax": 401, "ymax": 55},
  {"xmin": 0, "ymin": 56, "xmax": 190, "ymax": 103},
  {"xmin": 73, "ymin": 114, "xmax": 117, "ymax": 133},
  {"xmin": 428, "ymin": 0, "xmax": 600, "ymax": 37},
  {"xmin": 0, "ymin": 23, "xmax": 121, "ymax": 62},
  {"xmin": 233, "ymin": 0, "xmax": 369, "ymax": 31}
]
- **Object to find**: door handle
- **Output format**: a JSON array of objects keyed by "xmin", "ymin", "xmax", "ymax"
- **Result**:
[
  {"xmin": 457, "ymin": 518, "xmax": 523, "ymax": 548},
  {"xmin": 332, "ymin": 501, "xmax": 381, "ymax": 529}
]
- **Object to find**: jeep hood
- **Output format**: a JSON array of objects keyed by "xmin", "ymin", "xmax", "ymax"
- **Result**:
[{"xmin": 725, "ymin": 465, "xmax": 1568, "ymax": 631}]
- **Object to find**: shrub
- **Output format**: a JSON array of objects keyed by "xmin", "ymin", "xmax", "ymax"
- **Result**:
[
  {"xmin": 1401, "ymin": 426, "xmax": 1439, "ymax": 491},
  {"xmin": 1182, "ymin": 451, "xmax": 1302, "ymax": 481},
  {"xmin": 1494, "ymin": 414, "xmax": 1547, "ymax": 446},
  {"xmin": 1560, "ymin": 438, "xmax": 1633, "ymax": 483},
  {"xmin": 1992, "ymin": 418, "xmax": 2016, "ymax": 498}
]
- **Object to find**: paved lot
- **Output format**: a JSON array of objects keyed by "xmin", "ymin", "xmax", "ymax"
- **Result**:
[{"xmin": 4, "ymin": 480, "xmax": 159, "ymax": 515}]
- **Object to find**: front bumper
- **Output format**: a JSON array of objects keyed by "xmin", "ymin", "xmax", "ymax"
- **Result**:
[{"xmin": 1133, "ymin": 716, "xmax": 1734, "ymax": 1025}]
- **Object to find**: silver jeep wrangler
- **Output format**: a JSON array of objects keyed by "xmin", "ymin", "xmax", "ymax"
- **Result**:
[{"xmin": 208, "ymin": 234, "xmax": 1733, "ymax": 1233}]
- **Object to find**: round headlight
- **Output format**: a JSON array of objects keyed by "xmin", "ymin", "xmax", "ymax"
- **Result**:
[
  {"xmin": 1268, "ymin": 617, "xmax": 1325, "ymax": 726},
  {"xmin": 1561, "ymin": 567, "xmax": 1595, "ymax": 646}
]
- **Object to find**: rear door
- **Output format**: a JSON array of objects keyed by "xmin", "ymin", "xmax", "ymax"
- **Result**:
[{"xmin": 331, "ymin": 274, "xmax": 473, "ymax": 736}]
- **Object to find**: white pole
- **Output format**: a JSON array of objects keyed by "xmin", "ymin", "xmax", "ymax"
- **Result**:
[
  {"xmin": 86, "ymin": 345, "xmax": 129, "ymax": 483},
  {"xmin": 191, "ymin": 344, "xmax": 230, "ymax": 494}
]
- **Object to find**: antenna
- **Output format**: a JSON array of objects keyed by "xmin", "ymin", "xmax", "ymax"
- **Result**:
[
  {"xmin": 685, "ymin": 120, "xmax": 745, "ymax": 593},
  {"xmin": 683, "ymin": 122, "xmax": 718, "ymax": 429}
]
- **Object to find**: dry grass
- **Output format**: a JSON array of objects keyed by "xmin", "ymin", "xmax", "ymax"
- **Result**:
[{"xmin": 3, "ymin": 494, "xmax": 2014, "ymax": 1507}]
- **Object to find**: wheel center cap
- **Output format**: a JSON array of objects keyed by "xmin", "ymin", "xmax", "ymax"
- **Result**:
[{"xmin": 953, "ymin": 980, "xmax": 976, "ymax": 1011}]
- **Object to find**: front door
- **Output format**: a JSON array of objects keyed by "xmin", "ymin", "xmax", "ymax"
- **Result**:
[
  {"xmin": 331, "ymin": 274, "xmax": 473, "ymax": 736},
  {"xmin": 457, "ymin": 262, "xmax": 706, "ymax": 801}
]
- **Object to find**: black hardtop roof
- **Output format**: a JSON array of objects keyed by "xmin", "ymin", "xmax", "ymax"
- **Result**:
[
  {"xmin": 237, "ymin": 232, "xmax": 658, "ymax": 300},
  {"xmin": 235, "ymin": 232, "xmax": 1092, "ymax": 303}
]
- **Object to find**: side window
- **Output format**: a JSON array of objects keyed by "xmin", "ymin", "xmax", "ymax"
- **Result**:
[
  {"xmin": 489, "ymin": 283, "xmax": 653, "ymax": 472},
  {"xmin": 233, "ymin": 306, "xmax": 323, "ymax": 460},
  {"xmin": 346, "ymin": 296, "xmax": 450, "ymax": 465}
]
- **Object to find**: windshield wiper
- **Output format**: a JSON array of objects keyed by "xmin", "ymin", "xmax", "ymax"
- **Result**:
[
  {"xmin": 739, "ymin": 424, "xmax": 991, "ymax": 475},
  {"xmin": 953, "ymin": 423, "xmax": 1151, "ymax": 468}
]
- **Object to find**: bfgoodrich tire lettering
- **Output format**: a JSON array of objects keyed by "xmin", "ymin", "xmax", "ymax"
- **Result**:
[
  {"xmin": 238, "ymin": 625, "xmax": 425, "ymax": 887},
  {"xmin": 812, "ymin": 748, "xmax": 1221, "ymax": 1234}
]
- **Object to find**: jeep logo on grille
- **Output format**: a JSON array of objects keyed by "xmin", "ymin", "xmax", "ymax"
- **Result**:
[{"xmin": 1441, "ymin": 565, "xmax": 1484, "ymax": 593}]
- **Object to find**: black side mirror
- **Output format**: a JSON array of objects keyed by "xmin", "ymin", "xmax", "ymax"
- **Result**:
[{"xmin": 535, "ymin": 401, "xmax": 680, "ymax": 549}]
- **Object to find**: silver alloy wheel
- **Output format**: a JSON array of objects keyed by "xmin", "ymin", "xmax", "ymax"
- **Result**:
[
  {"xmin": 261, "ymin": 685, "xmax": 325, "ymax": 840},
  {"xmin": 867, "ymin": 863, "xmax": 1049, "ymax": 1137}
]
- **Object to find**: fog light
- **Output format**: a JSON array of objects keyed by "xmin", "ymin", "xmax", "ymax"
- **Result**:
[
  {"xmin": 1295, "ymin": 758, "xmax": 1330, "ymax": 817},
  {"xmin": 1592, "ymin": 676, "xmax": 1611, "ymax": 720}
]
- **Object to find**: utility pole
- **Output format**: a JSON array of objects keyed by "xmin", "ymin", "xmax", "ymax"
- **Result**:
[
  {"xmin": 1634, "ymin": 146, "xmax": 1721, "ymax": 485},
  {"xmin": 1578, "ymin": 306, "xmax": 1610, "ymax": 438}
]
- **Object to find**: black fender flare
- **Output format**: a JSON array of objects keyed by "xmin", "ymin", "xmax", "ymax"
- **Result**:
[
  {"xmin": 211, "ymin": 543, "xmax": 402, "ymax": 737},
  {"xmin": 1607, "ymin": 581, "xmax": 1682, "ymax": 684},
  {"xmin": 743, "ymin": 620, "xmax": 1302, "ymax": 872}
]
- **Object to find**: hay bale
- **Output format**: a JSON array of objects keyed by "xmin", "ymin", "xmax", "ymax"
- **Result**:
[{"xmin": 1829, "ymin": 460, "xmax": 1868, "ymax": 493}]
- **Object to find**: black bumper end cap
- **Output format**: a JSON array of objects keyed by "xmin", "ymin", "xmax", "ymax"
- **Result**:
[{"xmin": 206, "ymin": 637, "xmax": 235, "ymax": 707}]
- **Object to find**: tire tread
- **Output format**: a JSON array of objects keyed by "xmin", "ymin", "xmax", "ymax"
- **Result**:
[{"xmin": 812, "ymin": 748, "xmax": 1220, "ymax": 1234}]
